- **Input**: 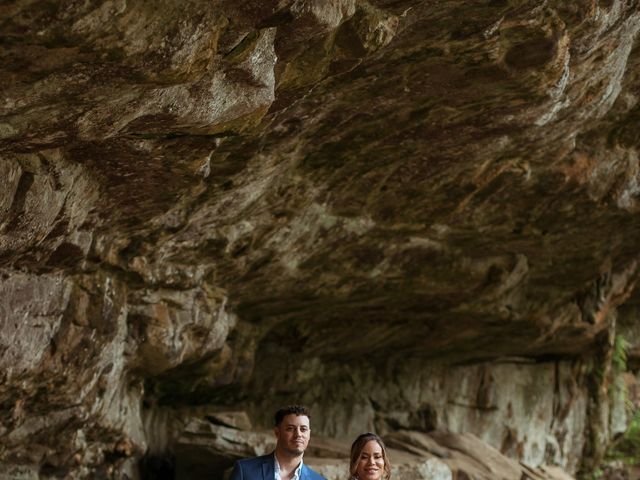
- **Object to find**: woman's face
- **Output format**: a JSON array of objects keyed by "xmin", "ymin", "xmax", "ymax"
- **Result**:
[{"xmin": 355, "ymin": 440, "xmax": 385, "ymax": 480}]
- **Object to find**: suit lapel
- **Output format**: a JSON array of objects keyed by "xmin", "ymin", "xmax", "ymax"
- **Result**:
[{"xmin": 262, "ymin": 454, "xmax": 274, "ymax": 480}]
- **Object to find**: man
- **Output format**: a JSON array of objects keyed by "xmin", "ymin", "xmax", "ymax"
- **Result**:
[{"xmin": 229, "ymin": 405, "xmax": 325, "ymax": 480}]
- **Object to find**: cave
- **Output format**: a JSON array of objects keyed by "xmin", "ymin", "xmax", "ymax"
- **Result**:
[{"xmin": 2, "ymin": 1, "xmax": 640, "ymax": 479}]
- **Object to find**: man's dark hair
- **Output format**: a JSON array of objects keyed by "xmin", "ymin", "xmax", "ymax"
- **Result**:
[{"xmin": 274, "ymin": 405, "xmax": 310, "ymax": 426}]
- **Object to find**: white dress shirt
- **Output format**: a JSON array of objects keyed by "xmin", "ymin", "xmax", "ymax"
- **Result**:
[{"xmin": 274, "ymin": 456, "xmax": 303, "ymax": 480}]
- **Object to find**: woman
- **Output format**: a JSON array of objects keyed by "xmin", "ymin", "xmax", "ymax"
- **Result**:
[{"xmin": 349, "ymin": 433, "xmax": 392, "ymax": 480}]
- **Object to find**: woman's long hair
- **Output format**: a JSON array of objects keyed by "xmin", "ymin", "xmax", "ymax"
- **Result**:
[{"xmin": 349, "ymin": 433, "xmax": 391, "ymax": 480}]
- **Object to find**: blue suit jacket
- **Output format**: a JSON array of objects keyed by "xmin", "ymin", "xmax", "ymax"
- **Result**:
[{"xmin": 229, "ymin": 453, "xmax": 325, "ymax": 480}]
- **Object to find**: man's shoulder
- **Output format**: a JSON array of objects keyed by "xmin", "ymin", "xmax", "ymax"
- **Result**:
[{"xmin": 303, "ymin": 463, "xmax": 326, "ymax": 480}]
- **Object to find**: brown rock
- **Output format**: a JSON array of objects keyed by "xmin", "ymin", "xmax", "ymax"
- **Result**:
[{"xmin": 2, "ymin": 0, "xmax": 640, "ymax": 477}]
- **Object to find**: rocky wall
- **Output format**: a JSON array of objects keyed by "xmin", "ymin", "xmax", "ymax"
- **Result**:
[
  {"xmin": 242, "ymin": 357, "xmax": 588, "ymax": 473},
  {"xmin": 2, "ymin": 0, "xmax": 640, "ymax": 478}
]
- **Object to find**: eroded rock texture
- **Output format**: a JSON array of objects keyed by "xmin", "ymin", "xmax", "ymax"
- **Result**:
[{"xmin": 2, "ymin": 0, "xmax": 640, "ymax": 478}]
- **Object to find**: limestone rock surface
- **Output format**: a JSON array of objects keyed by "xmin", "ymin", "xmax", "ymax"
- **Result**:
[
  {"xmin": 168, "ymin": 416, "xmax": 576, "ymax": 480},
  {"xmin": 2, "ymin": 0, "xmax": 640, "ymax": 478}
]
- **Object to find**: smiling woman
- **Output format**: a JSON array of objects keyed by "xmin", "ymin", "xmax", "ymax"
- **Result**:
[{"xmin": 349, "ymin": 433, "xmax": 391, "ymax": 480}]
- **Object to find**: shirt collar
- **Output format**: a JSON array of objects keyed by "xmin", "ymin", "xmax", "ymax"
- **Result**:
[{"xmin": 274, "ymin": 454, "xmax": 304, "ymax": 480}]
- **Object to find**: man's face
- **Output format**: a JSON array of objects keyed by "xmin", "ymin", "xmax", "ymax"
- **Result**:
[{"xmin": 274, "ymin": 414, "xmax": 311, "ymax": 456}]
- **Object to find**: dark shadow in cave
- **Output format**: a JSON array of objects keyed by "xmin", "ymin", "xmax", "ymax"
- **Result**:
[
  {"xmin": 139, "ymin": 449, "xmax": 234, "ymax": 480},
  {"xmin": 138, "ymin": 453, "xmax": 175, "ymax": 480}
]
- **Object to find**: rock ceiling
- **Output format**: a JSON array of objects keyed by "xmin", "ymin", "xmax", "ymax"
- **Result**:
[{"xmin": 2, "ymin": 0, "xmax": 640, "ymax": 478}]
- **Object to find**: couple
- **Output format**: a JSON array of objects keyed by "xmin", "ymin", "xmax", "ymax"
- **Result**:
[{"xmin": 229, "ymin": 405, "xmax": 391, "ymax": 480}]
